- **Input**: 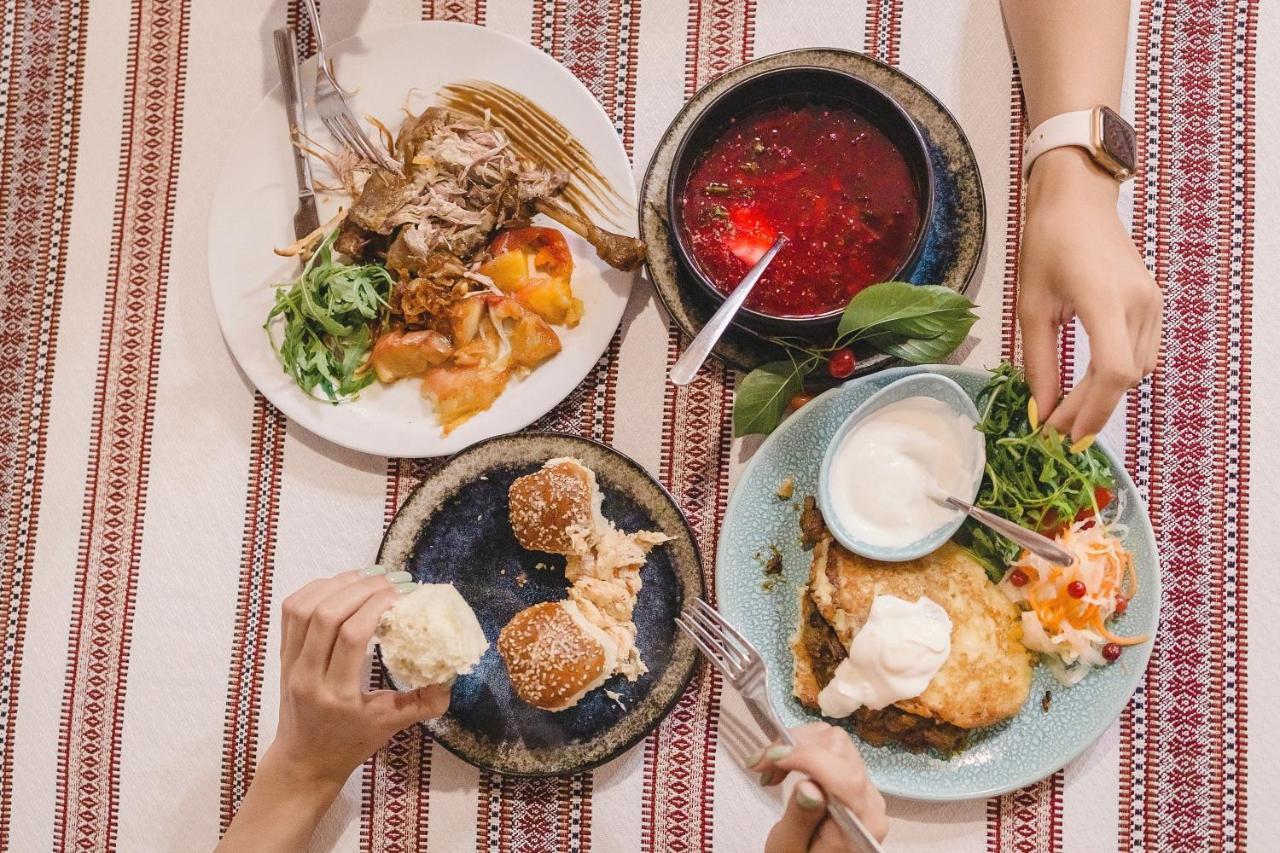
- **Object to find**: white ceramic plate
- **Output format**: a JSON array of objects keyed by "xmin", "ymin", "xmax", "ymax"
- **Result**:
[{"xmin": 208, "ymin": 22, "xmax": 636, "ymax": 457}]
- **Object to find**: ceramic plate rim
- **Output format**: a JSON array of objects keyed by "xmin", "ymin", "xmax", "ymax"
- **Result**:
[{"xmin": 717, "ymin": 364, "xmax": 1161, "ymax": 801}]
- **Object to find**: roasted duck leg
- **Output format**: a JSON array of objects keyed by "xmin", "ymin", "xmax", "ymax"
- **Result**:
[{"xmin": 533, "ymin": 198, "xmax": 647, "ymax": 272}]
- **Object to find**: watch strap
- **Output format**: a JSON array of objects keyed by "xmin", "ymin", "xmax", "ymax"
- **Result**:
[{"xmin": 1022, "ymin": 109, "xmax": 1095, "ymax": 181}]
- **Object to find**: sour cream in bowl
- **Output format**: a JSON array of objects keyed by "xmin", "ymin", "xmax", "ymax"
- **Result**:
[{"xmin": 818, "ymin": 373, "xmax": 985, "ymax": 561}]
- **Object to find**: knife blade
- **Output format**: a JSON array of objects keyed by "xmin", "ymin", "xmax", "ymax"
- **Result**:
[{"xmin": 273, "ymin": 26, "xmax": 320, "ymax": 239}]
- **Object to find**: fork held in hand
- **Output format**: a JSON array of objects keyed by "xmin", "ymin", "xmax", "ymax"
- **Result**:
[
  {"xmin": 676, "ymin": 598, "xmax": 886, "ymax": 853},
  {"xmin": 300, "ymin": 0, "xmax": 402, "ymax": 174}
]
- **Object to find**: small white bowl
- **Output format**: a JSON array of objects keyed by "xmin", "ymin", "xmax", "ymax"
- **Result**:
[{"xmin": 817, "ymin": 373, "xmax": 984, "ymax": 561}]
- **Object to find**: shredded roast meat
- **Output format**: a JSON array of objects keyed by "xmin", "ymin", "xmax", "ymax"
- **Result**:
[{"xmin": 336, "ymin": 106, "xmax": 644, "ymax": 329}]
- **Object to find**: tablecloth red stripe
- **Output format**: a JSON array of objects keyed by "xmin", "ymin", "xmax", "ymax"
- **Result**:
[
  {"xmin": 360, "ymin": 458, "xmax": 439, "ymax": 853},
  {"xmin": 1118, "ymin": 1, "xmax": 1161, "ymax": 843},
  {"xmin": 218, "ymin": 396, "xmax": 286, "ymax": 831},
  {"xmin": 216, "ymin": 3, "xmax": 310, "ymax": 831},
  {"xmin": 1117, "ymin": 1, "xmax": 1254, "ymax": 849},
  {"xmin": 52, "ymin": 0, "xmax": 191, "ymax": 849},
  {"xmin": 984, "ymin": 52, "xmax": 1066, "ymax": 853},
  {"xmin": 424, "ymin": 0, "xmax": 484, "ymax": 25},
  {"xmin": 0, "ymin": 0, "xmax": 86, "ymax": 844},
  {"xmin": 355, "ymin": 5, "xmax": 485, "ymax": 852},
  {"xmin": 466, "ymin": 2, "xmax": 638, "ymax": 850},
  {"xmin": 285, "ymin": 0, "xmax": 317, "ymax": 64},
  {"xmin": 639, "ymin": 8, "xmax": 750, "ymax": 850}
]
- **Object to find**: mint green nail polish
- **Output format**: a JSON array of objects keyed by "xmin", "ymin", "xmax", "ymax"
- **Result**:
[
  {"xmin": 795, "ymin": 784, "xmax": 823, "ymax": 810},
  {"xmin": 743, "ymin": 749, "xmax": 764, "ymax": 768},
  {"xmin": 765, "ymin": 744, "xmax": 792, "ymax": 762},
  {"xmin": 361, "ymin": 566, "xmax": 387, "ymax": 576},
  {"xmin": 394, "ymin": 581, "xmax": 418, "ymax": 595},
  {"xmin": 386, "ymin": 571, "xmax": 412, "ymax": 583}
]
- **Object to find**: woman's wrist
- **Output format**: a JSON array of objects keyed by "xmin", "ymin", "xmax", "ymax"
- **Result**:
[
  {"xmin": 217, "ymin": 745, "xmax": 346, "ymax": 851},
  {"xmin": 258, "ymin": 741, "xmax": 351, "ymax": 796},
  {"xmin": 1026, "ymin": 146, "xmax": 1121, "ymax": 209}
]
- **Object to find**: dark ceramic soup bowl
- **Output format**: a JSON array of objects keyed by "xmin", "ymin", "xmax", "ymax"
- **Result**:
[{"xmin": 667, "ymin": 65, "xmax": 935, "ymax": 335}]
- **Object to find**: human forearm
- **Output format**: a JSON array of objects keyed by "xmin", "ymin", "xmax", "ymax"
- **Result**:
[
  {"xmin": 1001, "ymin": 0, "xmax": 1129, "ymax": 126},
  {"xmin": 216, "ymin": 746, "xmax": 343, "ymax": 852}
]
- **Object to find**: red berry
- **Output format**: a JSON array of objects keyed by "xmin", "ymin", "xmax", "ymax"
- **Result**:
[
  {"xmin": 788, "ymin": 392, "xmax": 814, "ymax": 411},
  {"xmin": 1114, "ymin": 596, "xmax": 1128, "ymax": 615},
  {"xmin": 1009, "ymin": 569, "xmax": 1029, "ymax": 588},
  {"xmin": 1067, "ymin": 580, "xmax": 1086, "ymax": 599},
  {"xmin": 827, "ymin": 348, "xmax": 856, "ymax": 379},
  {"xmin": 1102, "ymin": 643, "xmax": 1121, "ymax": 662}
]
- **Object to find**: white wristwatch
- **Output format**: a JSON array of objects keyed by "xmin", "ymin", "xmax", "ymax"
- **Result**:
[{"xmin": 1022, "ymin": 106, "xmax": 1137, "ymax": 182}]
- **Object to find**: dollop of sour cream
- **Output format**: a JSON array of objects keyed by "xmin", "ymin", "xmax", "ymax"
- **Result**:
[
  {"xmin": 827, "ymin": 395, "xmax": 984, "ymax": 549},
  {"xmin": 818, "ymin": 595, "xmax": 953, "ymax": 718}
]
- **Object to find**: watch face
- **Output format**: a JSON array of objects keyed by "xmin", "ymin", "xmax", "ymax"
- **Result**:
[{"xmin": 1099, "ymin": 106, "xmax": 1137, "ymax": 176}]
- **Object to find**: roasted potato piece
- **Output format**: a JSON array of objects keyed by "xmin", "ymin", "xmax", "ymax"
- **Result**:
[
  {"xmin": 480, "ymin": 227, "xmax": 581, "ymax": 326},
  {"xmin": 369, "ymin": 329, "xmax": 453, "ymax": 383},
  {"xmin": 517, "ymin": 276, "xmax": 584, "ymax": 327},
  {"xmin": 509, "ymin": 312, "xmax": 562, "ymax": 368},
  {"xmin": 448, "ymin": 296, "xmax": 486, "ymax": 345},
  {"xmin": 477, "ymin": 249, "xmax": 529, "ymax": 293},
  {"xmin": 421, "ymin": 364, "xmax": 509, "ymax": 434}
]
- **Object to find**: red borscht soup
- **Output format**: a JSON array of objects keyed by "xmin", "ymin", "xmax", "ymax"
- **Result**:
[{"xmin": 679, "ymin": 102, "xmax": 923, "ymax": 318}]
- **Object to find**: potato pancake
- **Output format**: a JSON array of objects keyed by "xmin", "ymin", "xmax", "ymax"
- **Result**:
[{"xmin": 797, "ymin": 535, "xmax": 1032, "ymax": 731}]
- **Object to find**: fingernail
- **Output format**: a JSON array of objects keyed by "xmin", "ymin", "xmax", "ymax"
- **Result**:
[
  {"xmin": 765, "ymin": 744, "xmax": 792, "ymax": 762},
  {"xmin": 386, "ymin": 571, "xmax": 412, "ymax": 584},
  {"xmin": 1027, "ymin": 398, "xmax": 1040, "ymax": 431},
  {"xmin": 394, "ymin": 582, "xmax": 419, "ymax": 595},
  {"xmin": 759, "ymin": 770, "xmax": 778, "ymax": 786},
  {"xmin": 795, "ymin": 781, "xmax": 824, "ymax": 810},
  {"xmin": 743, "ymin": 748, "xmax": 764, "ymax": 769},
  {"xmin": 361, "ymin": 565, "xmax": 387, "ymax": 576},
  {"xmin": 1069, "ymin": 434, "xmax": 1096, "ymax": 454}
]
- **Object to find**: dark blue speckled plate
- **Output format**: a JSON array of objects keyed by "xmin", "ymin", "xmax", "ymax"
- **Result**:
[
  {"xmin": 377, "ymin": 432, "xmax": 703, "ymax": 776},
  {"xmin": 640, "ymin": 48, "xmax": 987, "ymax": 374}
]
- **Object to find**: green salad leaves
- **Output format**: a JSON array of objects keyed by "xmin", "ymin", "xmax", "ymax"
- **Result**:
[
  {"xmin": 955, "ymin": 362, "xmax": 1116, "ymax": 580},
  {"xmin": 733, "ymin": 282, "xmax": 978, "ymax": 436},
  {"xmin": 265, "ymin": 229, "xmax": 395, "ymax": 402}
]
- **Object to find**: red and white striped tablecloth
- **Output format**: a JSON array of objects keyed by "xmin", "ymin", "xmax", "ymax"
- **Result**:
[{"xmin": 1, "ymin": 0, "xmax": 1271, "ymax": 850}]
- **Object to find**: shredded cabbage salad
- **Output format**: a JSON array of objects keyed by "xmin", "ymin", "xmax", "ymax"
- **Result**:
[{"xmin": 998, "ymin": 519, "xmax": 1146, "ymax": 684}]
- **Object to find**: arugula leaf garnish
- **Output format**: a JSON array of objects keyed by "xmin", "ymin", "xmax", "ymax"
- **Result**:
[
  {"xmin": 953, "ymin": 362, "xmax": 1116, "ymax": 579},
  {"xmin": 265, "ymin": 229, "xmax": 394, "ymax": 402}
]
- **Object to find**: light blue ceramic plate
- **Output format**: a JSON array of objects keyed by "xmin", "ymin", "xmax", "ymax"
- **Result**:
[{"xmin": 717, "ymin": 365, "xmax": 1160, "ymax": 801}]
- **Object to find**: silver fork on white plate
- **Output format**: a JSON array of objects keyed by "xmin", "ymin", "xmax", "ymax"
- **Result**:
[
  {"xmin": 299, "ymin": 0, "xmax": 402, "ymax": 174},
  {"xmin": 676, "ymin": 598, "xmax": 886, "ymax": 853}
]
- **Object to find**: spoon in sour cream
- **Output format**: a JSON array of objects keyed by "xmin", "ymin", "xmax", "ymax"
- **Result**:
[
  {"xmin": 819, "ymin": 377, "xmax": 986, "ymax": 560},
  {"xmin": 933, "ymin": 492, "xmax": 1074, "ymax": 566}
]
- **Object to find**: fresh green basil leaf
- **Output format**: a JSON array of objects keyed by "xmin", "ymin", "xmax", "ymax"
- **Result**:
[
  {"xmin": 733, "ymin": 361, "xmax": 804, "ymax": 437},
  {"xmin": 837, "ymin": 281, "xmax": 976, "ymax": 342},
  {"xmin": 859, "ymin": 309, "xmax": 977, "ymax": 363}
]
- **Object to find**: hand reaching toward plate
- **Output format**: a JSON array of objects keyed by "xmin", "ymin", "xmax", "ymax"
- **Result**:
[
  {"xmin": 218, "ymin": 571, "xmax": 449, "ymax": 853},
  {"xmin": 755, "ymin": 723, "xmax": 890, "ymax": 852},
  {"xmin": 1018, "ymin": 148, "xmax": 1162, "ymax": 443}
]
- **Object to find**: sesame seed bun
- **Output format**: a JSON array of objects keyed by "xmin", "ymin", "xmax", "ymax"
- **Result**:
[
  {"xmin": 507, "ymin": 457, "xmax": 604, "ymax": 555},
  {"xmin": 498, "ymin": 600, "xmax": 620, "ymax": 712}
]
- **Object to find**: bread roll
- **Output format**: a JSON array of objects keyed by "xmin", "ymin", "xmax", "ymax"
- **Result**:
[
  {"xmin": 501, "ymin": 457, "xmax": 672, "ymax": 711},
  {"xmin": 507, "ymin": 457, "xmax": 603, "ymax": 555},
  {"xmin": 497, "ymin": 600, "xmax": 619, "ymax": 712}
]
